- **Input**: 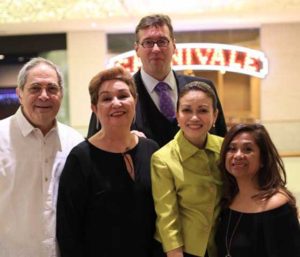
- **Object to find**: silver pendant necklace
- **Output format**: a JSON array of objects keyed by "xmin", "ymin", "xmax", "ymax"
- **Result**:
[{"xmin": 225, "ymin": 209, "xmax": 243, "ymax": 257}]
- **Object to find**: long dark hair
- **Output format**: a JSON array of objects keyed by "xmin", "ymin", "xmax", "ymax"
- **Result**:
[{"xmin": 219, "ymin": 123, "xmax": 296, "ymax": 209}]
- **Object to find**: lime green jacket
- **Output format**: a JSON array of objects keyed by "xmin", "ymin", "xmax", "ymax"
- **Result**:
[{"xmin": 151, "ymin": 130, "xmax": 223, "ymax": 257}]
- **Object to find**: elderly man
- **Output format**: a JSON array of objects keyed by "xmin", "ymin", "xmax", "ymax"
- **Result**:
[
  {"xmin": 87, "ymin": 14, "xmax": 227, "ymax": 146},
  {"xmin": 0, "ymin": 57, "xmax": 84, "ymax": 257}
]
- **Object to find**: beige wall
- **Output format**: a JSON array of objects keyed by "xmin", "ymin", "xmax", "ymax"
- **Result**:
[
  {"xmin": 260, "ymin": 23, "xmax": 300, "ymax": 153},
  {"xmin": 67, "ymin": 31, "xmax": 106, "ymax": 135},
  {"xmin": 284, "ymin": 157, "xmax": 300, "ymax": 209},
  {"xmin": 260, "ymin": 23, "xmax": 300, "ymax": 208}
]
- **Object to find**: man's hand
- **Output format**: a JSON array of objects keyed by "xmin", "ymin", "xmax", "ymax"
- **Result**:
[
  {"xmin": 167, "ymin": 247, "xmax": 184, "ymax": 257},
  {"xmin": 131, "ymin": 130, "xmax": 146, "ymax": 138}
]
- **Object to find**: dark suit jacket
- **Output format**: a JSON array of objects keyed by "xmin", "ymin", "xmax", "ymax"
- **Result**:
[{"xmin": 87, "ymin": 70, "xmax": 227, "ymax": 147}]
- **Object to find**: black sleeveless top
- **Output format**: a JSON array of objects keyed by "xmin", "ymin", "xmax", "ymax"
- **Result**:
[{"xmin": 215, "ymin": 203, "xmax": 300, "ymax": 257}]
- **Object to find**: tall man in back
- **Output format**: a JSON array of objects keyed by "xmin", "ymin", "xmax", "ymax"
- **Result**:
[
  {"xmin": 0, "ymin": 57, "xmax": 84, "ymax": 257},
  {"xmin": 88, "ymin": 14, "xmax": 227, "ymax": 146}
]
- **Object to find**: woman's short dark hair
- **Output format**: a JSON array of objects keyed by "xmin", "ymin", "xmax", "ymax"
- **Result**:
[{"xmin": 89, "ymin": 66, "xmax": 137, "ymax": 105}]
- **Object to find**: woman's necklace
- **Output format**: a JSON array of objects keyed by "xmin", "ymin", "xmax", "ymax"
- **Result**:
[{"xmin": 225, "ymin": 209, "xmax": 243, "ymax": 257}]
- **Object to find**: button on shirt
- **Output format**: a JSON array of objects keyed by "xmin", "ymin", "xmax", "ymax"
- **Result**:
[
  {"xmin": 0, "ymin": 108, "xmax": 83, "ymax": 257},
  {"xmin": 151, "ymin": 130, "xmax": 223, "ymax": 257}
]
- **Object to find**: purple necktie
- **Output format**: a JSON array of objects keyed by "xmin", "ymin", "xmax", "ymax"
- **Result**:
[{"xmin": 154, "ymin": 82, "xmax": 175, "ymax": 120}]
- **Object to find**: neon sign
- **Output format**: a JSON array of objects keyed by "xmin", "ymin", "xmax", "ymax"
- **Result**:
[{"xmin": 108, "ymin": 43, "xmax": 268, "ymax": 78}]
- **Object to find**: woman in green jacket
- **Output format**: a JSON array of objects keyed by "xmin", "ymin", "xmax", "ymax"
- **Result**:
[{"xmin": 151, "ymin": 81, "xmax": 224, "ymax": 257}]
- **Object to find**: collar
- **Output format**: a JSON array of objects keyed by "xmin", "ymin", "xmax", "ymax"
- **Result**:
[
  {"xmin": 174, "ymin": 130, "xmax": 221, "ymax": 162},
  {"xmin": 141, "ymin": 68, "xmax": 176, "ymax": 93},
  {"xmin": 15, "ymin": 107, "xmax": 58, "ymax": 138}
]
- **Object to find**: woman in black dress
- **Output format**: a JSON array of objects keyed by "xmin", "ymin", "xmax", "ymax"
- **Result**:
[
  {"xmin": 56, "ymin": 66, "xmax": 163, "ymax": 257},
  {"xmin": 215, "ymin": 123, "xmax": 300, "ymax": 257}
]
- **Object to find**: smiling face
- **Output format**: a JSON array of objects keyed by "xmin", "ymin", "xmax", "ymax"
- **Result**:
[
  {"xmin": 225, "ymin": 132, "xmax": 261, "ymax": 182},
  {"xmin": 16, "ymin": 63, "xmax": 62, "ymax": 135},
  {"xmin": 176, "ymin": 90, "xmax": 218, "ymax": 148},
  {"xmin": 135, "ymin": 25, "xmax": 176, "ymax": 80},
  {"xmin": 92, "ymin": 79, "xmax": 136, "ymax": 130}
]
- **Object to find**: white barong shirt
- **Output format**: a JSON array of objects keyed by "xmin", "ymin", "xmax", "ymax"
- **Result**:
[{"xmin": 0, "ymin": 108, "xmax": 84, "ymax": 257}]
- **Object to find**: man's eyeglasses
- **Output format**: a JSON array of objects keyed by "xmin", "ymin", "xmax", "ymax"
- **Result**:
[
  {"xmin": 139, "ymin": 38, "xmax": 170, "ymax": 48},
  {"xmin": 27, "ymin": 84, "xmax": 62, "ymax": 95}
]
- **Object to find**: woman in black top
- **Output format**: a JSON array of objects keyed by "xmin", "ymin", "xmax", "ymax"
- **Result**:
[
  {"xmin": 56, "ymin": 66, "xmax": 163, "ymax": 257},
  {"xmin": 215, "ymin": 123, "xmax": 300, "ymax": 257}
]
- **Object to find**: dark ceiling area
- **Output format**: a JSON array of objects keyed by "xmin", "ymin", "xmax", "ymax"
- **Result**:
[
  {"xmin": 0, "ymin": 33, "xmax": 66, "ymax": 65},
  {"xmin": 0, "ymin": 29, "xmax": 259, "ymax": 64}
]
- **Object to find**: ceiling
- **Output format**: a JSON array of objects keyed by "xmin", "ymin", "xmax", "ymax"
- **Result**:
[{"xmin": 1, "ymin": 0, "xmax": 300, "ymax": 35}]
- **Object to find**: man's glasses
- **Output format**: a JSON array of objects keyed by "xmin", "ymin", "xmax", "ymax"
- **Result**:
[
  {"xmin": 27, "ymin": 84, "xmax": 62, "ymax": 95},
  {"xmin": 139, "ymin": 38, "xmax": 170, "ymax": 48}
]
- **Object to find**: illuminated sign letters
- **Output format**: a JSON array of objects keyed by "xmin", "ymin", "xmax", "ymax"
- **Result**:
[{"xmin": 108, "ymin": 43, "xmax": 268, "ymax": 78}]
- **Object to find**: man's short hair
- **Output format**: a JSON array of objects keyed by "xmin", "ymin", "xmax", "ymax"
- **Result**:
[
  {"xmin": 135, "ymin": 14, "xmax": 174, "ymax": 42},
  {"xmin": 17, "ymin": 57, "xmax": 63, "ymax": 90}
]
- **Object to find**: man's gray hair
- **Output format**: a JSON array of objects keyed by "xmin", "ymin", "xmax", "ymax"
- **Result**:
[{"xmin": 17, "ymin": 57, "xmax": 63, "ymax": 90}]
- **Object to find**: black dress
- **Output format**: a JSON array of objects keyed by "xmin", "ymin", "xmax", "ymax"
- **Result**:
[
  {"xmin": 57, "ymin": 137, "xmax": 162, "ymax": 257},
  {"xmin": 215, "ymin": 203, "xmax": 300, "ymax": 257}
]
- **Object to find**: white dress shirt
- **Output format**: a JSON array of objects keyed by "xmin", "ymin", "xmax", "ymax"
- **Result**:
[
  {"xmin": 140, "ymin": 68, "xmax": 178, "ymax": 110},
  {"xmin": 0, "ymin": 108, "xmax": 84, "ymax": 257}
]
